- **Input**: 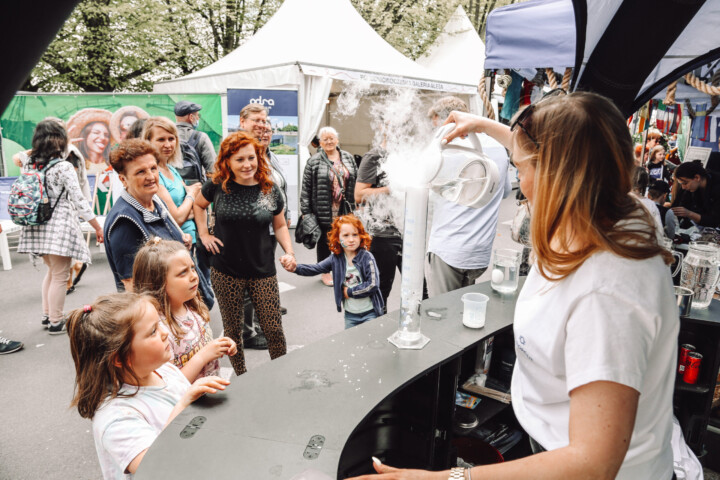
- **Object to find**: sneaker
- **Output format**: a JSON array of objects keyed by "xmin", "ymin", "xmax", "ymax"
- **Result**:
[
  {"xmin": 41, "ymin": 314, "xmax": 50, "ymax": 329},
  {"xmin": 280, "ymin": 306, "xmax": 288, "ymax": 316},
  {"xmin": 48, "ymin": 319, "xmax": 67, "ymax": 335},
  {"xmin": 0, "ymin": 337, "xmax": 23, "ymax": 354},
  {"xmin": 244, "ymin": 334, "xmax": 268, "ymax": 350}
]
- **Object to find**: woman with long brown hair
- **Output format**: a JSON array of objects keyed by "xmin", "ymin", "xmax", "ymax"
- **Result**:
[
  {"xmin": 351, "ymin": 92, "xmax": 678, "ymax": 479},
  {"xmin": 193, "ymin": 131, "xmax": 295, "ymax": 375}
]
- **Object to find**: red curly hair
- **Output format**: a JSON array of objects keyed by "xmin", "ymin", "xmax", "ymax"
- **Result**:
[
  {"xmin": 327, "ymin": 215, "xmax": 372, "ymax": 255},
  {"xmin": 211, "ymin": 131, "xmax": 273, "ymax": 194}
]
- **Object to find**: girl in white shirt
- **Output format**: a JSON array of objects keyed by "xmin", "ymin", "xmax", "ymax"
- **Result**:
[
  {"xmin": 350, "ymin": 91, "xmax": 678, "ymax": 480},
  {"xmin": 67, "ymin": 293, "xmax": 230, "ymax": 479}
]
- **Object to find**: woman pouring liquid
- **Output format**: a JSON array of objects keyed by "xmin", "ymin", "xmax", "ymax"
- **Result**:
[{"xmin": 350, "ymin": 91, "xmax": 679, "ymax": 480}]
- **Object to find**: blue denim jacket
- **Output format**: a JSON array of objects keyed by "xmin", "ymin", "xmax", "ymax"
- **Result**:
[{"xmin": 294, "ymin": 248, "xmax": 384, "ymax": 317}]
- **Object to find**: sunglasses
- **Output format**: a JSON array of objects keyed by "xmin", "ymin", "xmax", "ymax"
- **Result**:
[{"xmin": 510, "ymin": 88, "xmax": 567, "ymax": 149}]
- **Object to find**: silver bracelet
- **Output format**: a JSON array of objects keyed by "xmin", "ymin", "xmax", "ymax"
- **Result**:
[{"xmin": 448, "ymin": 467, "xmax": 465, "ymax": 480}]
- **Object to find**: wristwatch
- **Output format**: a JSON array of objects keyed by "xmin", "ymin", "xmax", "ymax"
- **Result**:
[{"xmin": 448, "ymin": 467, "xmax": 466, "ymax": 480}]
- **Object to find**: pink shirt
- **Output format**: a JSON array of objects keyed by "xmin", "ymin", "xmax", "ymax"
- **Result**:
[{"xmin": 162, "ymin": 307, "xmax": 220, "ymax": 379}]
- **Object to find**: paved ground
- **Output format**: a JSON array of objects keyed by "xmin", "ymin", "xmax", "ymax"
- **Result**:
[{"xmin": 0, "ymin": 194, "xmax": 717, "ymax": 479}]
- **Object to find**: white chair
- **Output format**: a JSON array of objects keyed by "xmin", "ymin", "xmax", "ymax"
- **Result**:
[{"xmin": 0, "ymin": 220, "xmax": 21, "ymax": 271}]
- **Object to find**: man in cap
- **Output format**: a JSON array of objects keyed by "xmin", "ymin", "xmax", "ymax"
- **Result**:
[{"xmin": 174, "ymin": 100, "xmax": 217, "ymax": 174}]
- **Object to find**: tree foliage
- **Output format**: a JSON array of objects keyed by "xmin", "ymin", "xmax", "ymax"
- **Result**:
[{"xmin": 24, "ymin": 0, "xmax": 521, "ymax": 92}]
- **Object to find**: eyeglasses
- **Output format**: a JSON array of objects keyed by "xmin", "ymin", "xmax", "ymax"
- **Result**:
[{"xmin": 510, "ymin": 88, "xmax": 567, "ymax": 149}]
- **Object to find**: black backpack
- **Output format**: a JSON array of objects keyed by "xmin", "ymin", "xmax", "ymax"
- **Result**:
[{"xmin": 176, "ymin": 131, "xmax": 206, "ymax": 185}]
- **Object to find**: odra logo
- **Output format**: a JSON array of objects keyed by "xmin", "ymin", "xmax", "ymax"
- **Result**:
[{"xmin": 249, "ymin": 96, "xmax": 275, "ymax": 111}]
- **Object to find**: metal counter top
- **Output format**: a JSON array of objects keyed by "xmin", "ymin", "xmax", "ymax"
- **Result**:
[{"xmin": 136, "ymin": 280, "xmax": 522, "ymax": 480}]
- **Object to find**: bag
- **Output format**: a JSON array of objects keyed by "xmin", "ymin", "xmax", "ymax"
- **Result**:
[
  {"xmin": 176, "ymin": 131, "xmax": 206, "ymax": 185},
  {"xmin": 8, "ymin": 158, "xmax": 65, "ymax": 226}
]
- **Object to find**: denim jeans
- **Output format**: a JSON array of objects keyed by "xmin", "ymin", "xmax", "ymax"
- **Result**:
[{"xmin": 344, "ymin": 309, "xmax": 376, "ymax": 329}]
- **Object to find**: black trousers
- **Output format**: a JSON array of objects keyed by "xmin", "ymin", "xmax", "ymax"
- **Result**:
[{"xmin": 370, "ymin": 236, "xmax": 403, "ymax": 312}]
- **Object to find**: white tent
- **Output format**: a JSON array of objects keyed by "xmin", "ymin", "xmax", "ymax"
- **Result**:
[
  {"xmin": 154, "ymin": 0, "xmax": 477, "ymax": 164},
  {"xmin": 416, "ymin": 6, "xmax": 486, "ymax": 90}
]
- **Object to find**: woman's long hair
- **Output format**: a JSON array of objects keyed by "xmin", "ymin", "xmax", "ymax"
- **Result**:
[
  {"xmin": 512, "ymin": 92, "xmax": 672, "ymax": 281},
  {"xmin": 211, "ymin": 131, "xmax": 273, "ymax": 194},
  {"xmin": 30, "ymin": 119, "xmax": 68, "ymax": 166},
  {"xmin": 67, "ymin": 293, "xmax": 159, "ymax": 419},
  {"xmin": 142, "ymin": 116, "xmax": 183, "ymax": 168},
  {"xmin": 132, "ymin": 238, "xmax": 210, "ymax": 339}
]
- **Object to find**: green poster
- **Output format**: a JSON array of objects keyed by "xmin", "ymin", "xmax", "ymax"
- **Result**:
[{"xmin": 1, "ymin": 93, "xmax": 222, "ymax": 176}]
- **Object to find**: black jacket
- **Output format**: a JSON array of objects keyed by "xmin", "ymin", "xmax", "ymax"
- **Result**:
[
  {"xmin": 674, "ymin": 171, "xmax": 720, "ymax": 228},
  {"xmin": 300, "ymin": 148, "xmax": 357, "ymax": 227}
]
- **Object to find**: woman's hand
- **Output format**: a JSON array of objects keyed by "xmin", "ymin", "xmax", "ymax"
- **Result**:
[
  {"xmin": 442, "ymin": 111, "xmax": 484, "ymax": 144},
  {"xmin": 95, "ymin": 227, "xmax": 104, "ymax": 244},
  {"xmin": 186, "ymin": 182, "xmax": 202, "ymax": 199},
  {"xmin": 671, "ymin": 206, "xmax": 694, "ymax": 219},
  {"xmin": 279, "ymin": 254, "xmax": 296, "ymax": 272},
  {"xmin": 200, "ymin": 232, "xmax": 224, "ymax": 255},
  {"xmin": 348, "ymin": 461, "xmax": 441, "ymax": 480},
  {"xmin": 182, "ymin": 233, "xmax": 193, "ymax": 250}
]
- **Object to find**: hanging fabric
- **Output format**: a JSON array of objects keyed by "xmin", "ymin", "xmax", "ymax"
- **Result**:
[{"xmin": 656, "ymin": 102, "xmax": 667, "ymax": 132}]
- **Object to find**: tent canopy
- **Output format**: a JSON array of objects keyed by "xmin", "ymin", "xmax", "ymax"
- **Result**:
[
  {"xmin": 416, "ymin": 5, "xmax": 486, "ymax": 88},
  {"xmin": 154, "ymin": 0, "xmax": 476, "ymax": 95},
  {"xmin": 484, "ymin": 0, "xmax": 720, "ymax": 116}
]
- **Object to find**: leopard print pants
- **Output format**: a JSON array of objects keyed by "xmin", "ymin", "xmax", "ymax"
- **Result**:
[{"xmin": 211, "ymin": 268, "xmax": 287, "ymax": 375}]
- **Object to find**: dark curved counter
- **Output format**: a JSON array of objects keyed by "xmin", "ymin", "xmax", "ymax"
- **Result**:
[{"xmin": 136, "ymin": 280, "xmax": 522, "ymax": 479}]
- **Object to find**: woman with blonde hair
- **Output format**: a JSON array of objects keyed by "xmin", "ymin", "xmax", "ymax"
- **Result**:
[{"xmin": 351, "ymin": 92, "xmax": 678, "ymax": 480}]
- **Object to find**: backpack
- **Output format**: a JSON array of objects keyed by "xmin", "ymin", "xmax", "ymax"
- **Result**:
[
  {"xmin": 176, "ymin": 130, "xmax": 206, "ymax": 185},
  {"xmin": 8, "ymin": 158, "xmax": 66, "ymax": 226}
]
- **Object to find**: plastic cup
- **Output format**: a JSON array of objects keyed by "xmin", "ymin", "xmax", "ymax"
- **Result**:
[{"xmin": 461, "ymin": 293, "xmax": 489, "ymax": 329}]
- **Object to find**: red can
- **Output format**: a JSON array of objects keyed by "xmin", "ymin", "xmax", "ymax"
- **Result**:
[
  {"xmin": 683, "ymin": 352, "xmax": 703, "ymax": 384},
  {"xmin": 679, "ymin": 344, "xmax": 695, "ymax": 374}
]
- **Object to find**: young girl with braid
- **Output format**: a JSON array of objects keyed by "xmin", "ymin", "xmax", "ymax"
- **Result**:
[{"xmin": 133, "ymin": 238, "xmax": 237, "ymax": 382}]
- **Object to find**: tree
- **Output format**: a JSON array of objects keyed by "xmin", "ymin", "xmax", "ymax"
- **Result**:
[
  {"xmin": 22, "ymin": 0, "xmax": 523, "ymax": 93},
  {"xmin": 23, "ymin": 0, "xmax": 281, "ymax": 92}
]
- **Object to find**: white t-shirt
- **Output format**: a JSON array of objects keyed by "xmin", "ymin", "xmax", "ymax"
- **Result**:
[
  {"xmin": 511, "ymin": 244, "xmax": 678, "ymax": 479},
  {"xmin": 92, "ymin": 363, "xmax": 191, "ymax": 479}
]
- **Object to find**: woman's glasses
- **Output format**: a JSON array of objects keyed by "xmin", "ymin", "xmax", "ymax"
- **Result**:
[{"xmin": 510, "ymin": 88, "xmax": 567, "ymax": 149}]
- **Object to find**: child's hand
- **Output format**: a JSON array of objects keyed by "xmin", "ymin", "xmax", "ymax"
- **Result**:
[
  {"xmin": 184, "ymin": 376, "xmax": 230, "ymax": 404},
  {"xmin": 223, "ymin": 337, "xmax": 238, "ymax": 356},
  {"xmin": 201, "ymin": 337, "xmax": 235, "ymax": 361},
  {"xmin": 280, "ymin": 255, "xmax": 297, "ymax": 272}
]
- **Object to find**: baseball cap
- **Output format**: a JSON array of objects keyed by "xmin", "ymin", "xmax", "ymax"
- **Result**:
[{"xmin": 174, "ymin": 101, "xmax": 202, "ymax": 116}]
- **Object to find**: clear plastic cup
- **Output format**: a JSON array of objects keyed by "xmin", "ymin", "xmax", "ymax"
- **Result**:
[{"xmin": 461, "ymin": 293, "xmax": 489, "ymax": 329}]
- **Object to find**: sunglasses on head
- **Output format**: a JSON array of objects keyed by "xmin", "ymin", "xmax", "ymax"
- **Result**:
[{"xmin": 510, "ymin": 88, "xmax": 567, "ymax": 149}]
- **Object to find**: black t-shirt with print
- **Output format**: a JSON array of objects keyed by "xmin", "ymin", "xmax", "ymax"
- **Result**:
[{"xmin": 202, "ymin": 180, "xmax": 284, "ymax": 278}]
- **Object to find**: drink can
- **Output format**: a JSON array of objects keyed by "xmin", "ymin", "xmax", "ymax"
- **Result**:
[
  {"xmin": 678, "ymin": 344, "xmax": 695, "ymax": 374},
  {"xmin": 683, "ymin": 352, "xmax": 703, "ymax": 384}
]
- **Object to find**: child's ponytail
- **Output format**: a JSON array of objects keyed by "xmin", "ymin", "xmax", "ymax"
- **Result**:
[{"xmin": 67, "ymin": 293, "xmax": 157, "ymax": 419}]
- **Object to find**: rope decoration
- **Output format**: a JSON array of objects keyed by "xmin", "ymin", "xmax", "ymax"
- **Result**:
[
  {"xmin": 545, "ymin": 68, "xmax": 558, "ymax": 89},
  {"xmin": 663, "ymin": 80, "xmax": 678, "ymax": 105},
  {"xmin": 561, "ymin": 68, "xmax": 572, "ymax": 92},
  {"xmin": 478, "ymin": 77, "xmax": 496, "ymax": 120},
  {"xmin": 684, "ymin": 72, "xmax": 720, "ymax": 95},
  {"xmin": 685, "ymin": 99, "xmax": 695, "ymax": 120}
]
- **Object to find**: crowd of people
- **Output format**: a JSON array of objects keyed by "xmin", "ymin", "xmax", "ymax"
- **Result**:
[{"xmin": 1, "ymin": 91, "xmax": 714, "ymax": 480}]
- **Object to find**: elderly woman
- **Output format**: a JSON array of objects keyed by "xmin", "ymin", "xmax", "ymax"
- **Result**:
[
  {"xmin": 300, "ymin": 126, "xmax": 357, "ymax": 286},
  {"xmin": 103, "ymin": 139, "xmax": 192, "ymax": 292},
  {"xmin": 193, "ymin": 131, "xmax": 295, "ymax": 375},
  {"xmin": 16, "ymin": 120, "xmax": 104, "ymax": 334}
]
